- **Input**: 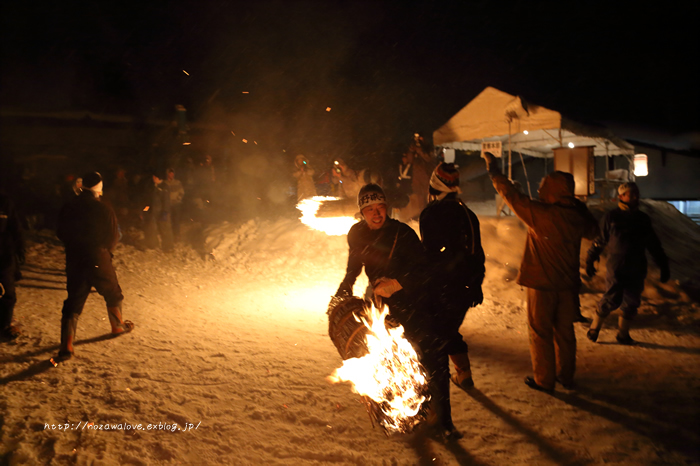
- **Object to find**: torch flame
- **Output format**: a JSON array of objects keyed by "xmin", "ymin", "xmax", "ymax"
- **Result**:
[
  {"xmin": 329, "ymin": 304, "xmax": 429, "ymax": 434},
  {"xmin": 297, "ymin": 196, "xmax": 357, "ymax": 236}
]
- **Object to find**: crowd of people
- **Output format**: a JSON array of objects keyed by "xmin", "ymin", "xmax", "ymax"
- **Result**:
[
  {"xmin": 333, "ymin": 152, "xmax": 669, "ymax": 441},
  {"xmin": 0, "ymin": 147, "xmax": 670, "ymax": 444}
]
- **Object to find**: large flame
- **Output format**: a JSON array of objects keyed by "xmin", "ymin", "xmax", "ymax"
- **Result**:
[
  {"xmin": 329, "ymin": 305, "xmax": 429, "ymax": 434},
  {"xmin": 297, "ymin": 196, "xmax": 357, "ymax": 236}
]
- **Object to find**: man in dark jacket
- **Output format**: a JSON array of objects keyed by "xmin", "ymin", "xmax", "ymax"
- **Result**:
[
  {"xmin": 336, "ymin": 183, "xmax": 461, "ymax": 440},
  {"xmin": 419, "ymin": 163, "xmax": 485, "ymax": 391},
  {"xmin": 143, "ymin": 171, "xmax": 174, "ymax": 252},
  {"xmin": 56, "ymin": 172, "xmax": 134, "ymax": 360},
  {"xmin": 484, "ymin": 153, "xmax": 599, "ymax": 393},
  {"xmin": 586, "ymin": 182, "xmax": 669, "ymax": 344},
  {"xmin": 0, "ymin": 192, "xmax": 25, "ymax": 341}
]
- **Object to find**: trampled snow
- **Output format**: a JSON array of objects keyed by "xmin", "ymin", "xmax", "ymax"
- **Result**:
[{"xmin": 1, "ymin": 200, "xmax": 699, "ymax": 465}]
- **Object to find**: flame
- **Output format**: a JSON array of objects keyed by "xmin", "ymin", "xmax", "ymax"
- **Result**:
[
  {"xmin": 297, "ymin": 196, "xmax": 357, "ymax": 236},
  {"xmin": 329, "ymin": 305, "xmax": 429, "ymax": 434}
]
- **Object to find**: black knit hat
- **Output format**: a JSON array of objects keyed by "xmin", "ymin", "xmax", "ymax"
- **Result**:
[{"xmin": 82, "ymin": 171, "xmax": 103, "ymax": 189}]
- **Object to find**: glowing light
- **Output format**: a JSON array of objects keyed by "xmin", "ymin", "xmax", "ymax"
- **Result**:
[
  {"xmin": 296, "ymin": 197, "xmax": 357, "ymax": 236},
  {"xmin": 242, "ymin": 139, "xmax": 248, "ymax": 143},
  {"xmin": 182, "ymin": 70, "xmax": 189, "ymax": 76},
  {"xmin": 523, "ymin": 130, "xmax": 529, "ymax": 135},
  {"xmin": 182, "ymin": 142, "xmax": 191, "ymax": 145},
  {"xmin": 634, "ymin": 154, "xmax": 649, "ymax": 177},
  {"xmin": 328, "ymin": 304, "xmax": 429, "ymax": 434},
  {"xmin": 242, "ymin": 91, "xmax": 249, "ymax": 94},
  {"xmin": 568, "ymin": 142, "xmax": 575, "ymax": 148},
  {"xmin": 326, "ymin": 107, "xmax": 331, "ymax": 112}
]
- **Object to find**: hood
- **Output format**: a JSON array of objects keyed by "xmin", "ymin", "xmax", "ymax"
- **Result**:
[{"xmin": 538, "ymin": 171, "xmax": 575, "ymax": 204}]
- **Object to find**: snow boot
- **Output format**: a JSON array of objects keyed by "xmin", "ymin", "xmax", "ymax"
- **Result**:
[
  {"xmin": 449, "ymin": 353, "xmax": 474, "ymax": 390},
  {"xmin": 616, "ymin": 316, "xmax": 635, "ymax": 345},
  {"xmin": 587, "ymin": 313, "xmax": 604, "ymax": 343},
  {"xmin": 58, "ymin": 313, "xmax": 79, "ymax": 360},
  {"xmin": 107, "ymin": 302, "xmax": 135, "ymax": 335}
]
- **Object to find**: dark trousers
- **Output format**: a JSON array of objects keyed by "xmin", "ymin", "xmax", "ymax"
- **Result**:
[
  {"xmin": 170, "ymin": 204, "xmax": 182, "ymax": 238},
  {"xmin": 389, "ymin": 297, "xmax": 453, "ymax": 429},
  {"xmin": 144, "ymin": 218, "xmax": 174, "ymax": 252},
  {"xmin": 61, "ymin": 250, "xmax": 124, "ymax": 319},
  {"xmin": 598, "ymin": 271, "xmax": 644, "ymax": 320},
  {"xmin": 0, "ymin": 261, "xmax": 17, "ymax": 329}
]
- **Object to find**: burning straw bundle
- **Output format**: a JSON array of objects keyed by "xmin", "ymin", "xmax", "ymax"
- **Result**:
[{"xmin": 327, "ymin": 295, "xmax": 430, "ymax": 435}]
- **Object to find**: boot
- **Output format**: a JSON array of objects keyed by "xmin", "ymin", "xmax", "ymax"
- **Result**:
[
  {"xmin": 449, "ymin": 353, "xmax": 474, "ymax": 390},
  {"xmin": 587, "ymin": 313, "xmax": 604, "ymax": 342},
  {"xmin": 58, "ymin": 313, "xmax": 79, "ymax": 360},
  {"xmin": 616, "ymin": 316, "xmax": 635, "ymax": 345},
  {"xmin": 107, "ymin": 302, "xmax": 134, "ymax": 334}
]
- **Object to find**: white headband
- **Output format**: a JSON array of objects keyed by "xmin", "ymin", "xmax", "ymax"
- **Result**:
[
  {"xmin": 87, "ymin": 181, "xmax": 103, "ymax": 197},
  {"xmin": 358, "ymin": 191, "xmax": 386, "ymax": 211}
]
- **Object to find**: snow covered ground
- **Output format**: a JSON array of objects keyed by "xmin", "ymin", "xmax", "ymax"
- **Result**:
[{"xmin": 1, "ymin": 201, "xmax": 699, "ymax": 465}]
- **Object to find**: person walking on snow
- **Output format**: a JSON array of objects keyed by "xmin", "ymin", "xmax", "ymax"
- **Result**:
[
  {"xmin": 335, "ymin": 183, "xmax": 461, "ymax": 440},
  {"xmin": 0, "ymin": 192, "xmax": 25, "ymax": 341},
  {"xmin": 56, "ymin": 172, "xmax": 134, "ymax": 360},
  {"xmin": 483, "ymin": 152, "xmax": 599, "ymax": 393},
  {"xmin": 419, "ymin": 163, "xmax": 485, "ymax": 391},
  {"xmin": 585, "ymin": 182, "xmax": 669, "ymax": 345}
]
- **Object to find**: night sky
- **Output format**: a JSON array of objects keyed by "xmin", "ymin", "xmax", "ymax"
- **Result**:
[{"xmin": 1, "ymin": 0, "xmax": 697, "ymax": 163}]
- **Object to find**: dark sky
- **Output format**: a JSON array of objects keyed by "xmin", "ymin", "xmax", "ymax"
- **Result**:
[{"xmin": 1, "ymin": 0, "xmax": 697, "ymax": 161}]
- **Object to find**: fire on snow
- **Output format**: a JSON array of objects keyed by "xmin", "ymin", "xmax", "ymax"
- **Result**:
[
  {"xmin": 328, "ymin": 305, "xmax": 429, "ymax": 434},
  {"xmin": 297, "ymin": 196, "xmax": 358, "ymax": 236}
]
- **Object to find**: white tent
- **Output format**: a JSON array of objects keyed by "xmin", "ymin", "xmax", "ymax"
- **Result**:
[{"xmin": 433, "ymin": 87, "xmax": 635, "ymax": 157}]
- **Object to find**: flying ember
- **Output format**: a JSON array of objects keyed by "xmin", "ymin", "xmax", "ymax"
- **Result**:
[
  {"xmin": 328, "ymin": 304, "xmax": 429, "ymax": 434},
  {"xmin": 296, "ymin": 197, "xmax": 357, "ymax": 236}
]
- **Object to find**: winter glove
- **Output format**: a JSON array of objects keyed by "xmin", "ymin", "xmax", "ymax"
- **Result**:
[
  {"xmin": 373, "ymin": 277, "xmax": 403, "ymax": 298},
  {"xmin": 585, "ymin": 260, "xmax": 596, "ymax": 278},
  {"xmin": 660, "ymin": 266, "xmax": 671, "ymax": 283}
]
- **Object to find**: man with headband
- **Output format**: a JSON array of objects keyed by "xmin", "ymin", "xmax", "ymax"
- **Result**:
[
  {"xmin": 335, "ymin": 183, "xmax": 462, "ymax": 440},
  {"xmin": 56, "ymin": 171, "xmax": 134, "ymax": 361},
  {"xmin": 420, "ymin": 163, "xmax": 485, "ymax": 393},
  {"xmin": 585, "ymin": 182, "xmax": 669, "ymax": 344}
]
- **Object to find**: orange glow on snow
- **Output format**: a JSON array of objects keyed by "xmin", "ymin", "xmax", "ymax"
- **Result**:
[
  {"xmin": 328, "ymin": 305, "xmax": 428, "ymax": 434},
  {"xmin": 297, "ymin": 197, "xmax": 357, "ymax": 236}
]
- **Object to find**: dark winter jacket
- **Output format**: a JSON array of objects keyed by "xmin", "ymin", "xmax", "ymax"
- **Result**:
[
  {"xmin": 57, "ymin": 191, "xmax": 120, "ymax": 256},
  {"xmin": 491, "ymin": 171, "xmax": 599, "ymax": 291},
  {"xmin": 587, "ymin": 204, "xmax": 668, "ymax": 281},
  {"xmin": 144, "ymin": 182, "xmax": 171, "ymax": 223},
  {"xmin": 0, "ymin": 194, "xmax": 25, "ymax": 269},
  {"xmin": 419, "ymin": 194, "xmax": 485, "ymax": 304},
  {"xmin": 337, "ymin": 218, "xmax": 427, "ymax": 305}
]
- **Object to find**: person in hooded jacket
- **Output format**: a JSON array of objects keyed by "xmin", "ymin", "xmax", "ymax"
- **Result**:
[
  {"xmin": 336, "ymin": 183, "xmax": 461, "ymax": 440},
  {"xmin": 56, "ymin": 172, "xmax": 134, "ymax": 360},
  {"xmin": 0, "ymin": 192, "xmax": 25, "ymax": 341},
  {"xmin": 585, "ymin": 182, "xmax": 669, "ymax": 345},
  {"xmin": 420, "ymin": 163, "xmax": 485, "ymax": 391},
  {"xmin": 484, "ymin": 153, "xmax": 599, "ymax": 393}
]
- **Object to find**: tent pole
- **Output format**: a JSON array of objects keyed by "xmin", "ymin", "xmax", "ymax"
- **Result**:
[{"xmin": 508, "ymin": 121, "xmax": 512, "ymax": 180}]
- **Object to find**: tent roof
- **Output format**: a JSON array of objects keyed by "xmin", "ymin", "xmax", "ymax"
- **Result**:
[{"xmin": 433, "ymin": 87, "xmax": 635, "ymax": 157}]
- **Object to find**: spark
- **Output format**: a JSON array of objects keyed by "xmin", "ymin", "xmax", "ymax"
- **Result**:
[{"xmin": 183, "ymin": 70, "xmax": 189, "ymax": 76}]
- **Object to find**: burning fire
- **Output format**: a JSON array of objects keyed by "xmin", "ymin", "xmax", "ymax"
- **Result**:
[
  {"xmin": 297, "ymin": 196, "xmax": 357, "ymax": 236},
  {"xmin": 328, "ymin": 305, "xmax": 429, "ymax": 434}
]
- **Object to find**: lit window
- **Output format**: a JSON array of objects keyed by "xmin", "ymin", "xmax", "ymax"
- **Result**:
[{"xmin": 634, "ymin": 154, "xmax": 648, "ymax": 176}]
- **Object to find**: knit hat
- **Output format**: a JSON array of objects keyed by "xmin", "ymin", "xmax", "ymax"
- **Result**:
[
  {"xmin": 618, "ymin": 182, "xmax": 639, "ymax": 196},
  {"xmin": 429, "ymin": 163, "xmax": 461, "ymax": 200},
  {"xmin": 357, "ymin": 183, "xmax": 386, "ymax": 211},
  {"xmin": 82, "ymin": 171, "xmax": 103, "ymax": 196}
]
